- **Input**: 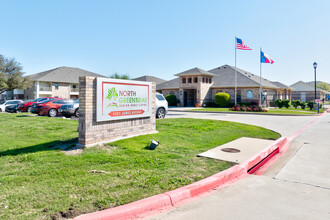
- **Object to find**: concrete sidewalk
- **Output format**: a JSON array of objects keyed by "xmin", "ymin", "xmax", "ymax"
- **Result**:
[{"xmin": 148, "ymin": 113, "xmax": 330, "ymax": 220}]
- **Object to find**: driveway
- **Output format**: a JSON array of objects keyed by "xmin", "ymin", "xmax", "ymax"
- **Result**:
[
  {"xmin": 166, "ymin": 110, "xmax": 318, "ymax": 137},
  {"xmin": 148, "ymin": 111, "xmax": 330, "ymax": 220}
]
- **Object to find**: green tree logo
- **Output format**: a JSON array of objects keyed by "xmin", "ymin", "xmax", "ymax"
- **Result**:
[
  {"xmin": 106, "ymin": 87, "xmax": 118, "ymax": 100},
  {"xmin": 106, "ymin": 87, "xmax": 119, "ymax": 108}
]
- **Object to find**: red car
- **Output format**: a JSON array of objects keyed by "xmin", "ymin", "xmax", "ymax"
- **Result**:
[
  {"xmin": 38, "ymin": 99, "xmax": 73, "ymax": 117},
  {"xmin": 18, "ymin": 97, "xmax": 59, "ymax": 112}
]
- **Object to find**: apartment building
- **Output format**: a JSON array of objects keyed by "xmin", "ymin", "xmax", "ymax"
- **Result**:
[{"xmin": 25, "ymin": 66, "xmax": 105, "ymax": 100}]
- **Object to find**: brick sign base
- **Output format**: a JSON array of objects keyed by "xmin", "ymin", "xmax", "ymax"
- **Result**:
[{"xmin": 78, "ymin": 76, "xmax": 157, "ymax": 147}]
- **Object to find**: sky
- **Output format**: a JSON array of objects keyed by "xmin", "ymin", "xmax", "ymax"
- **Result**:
[{"xmin": 1, "ymin": 0, "xmax": 329, "ymax": 85}]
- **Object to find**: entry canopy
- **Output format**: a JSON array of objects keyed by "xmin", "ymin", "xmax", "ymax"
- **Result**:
[{"xmin": 175, "ymin": 67, "xmax": 216, "ymax": 77}]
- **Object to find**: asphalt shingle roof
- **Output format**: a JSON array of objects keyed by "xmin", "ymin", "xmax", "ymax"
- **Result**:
[
  {"xmin": 156, "ymin": 78, "xmax": 180, "ymax": 90},
  {"xmin": 208, "ymin": 65, "xmax": 279, "ymax": 88},
  {"xmin": 175, "ymin": 67, "xmax": 216, "ymax": 77},
  {"xmin": 27, "ymin": 66, "xmax": 105, "ymax": 83},
  {"xmin": 290, "ymin": 81, "xmax": 327, "ymax": 92},
  {"xmin": 271, "ymin": 81, "xmax": 290, "ymax": 89},
  {"xmin": 133, "ymin": 75, "xmax": 166, "ymax": 85}
]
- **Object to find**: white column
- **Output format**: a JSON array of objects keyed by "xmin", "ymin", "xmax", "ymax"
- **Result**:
[{"xmin": 36, "ymin": 81, "xmax": 40, "ymax": 98}]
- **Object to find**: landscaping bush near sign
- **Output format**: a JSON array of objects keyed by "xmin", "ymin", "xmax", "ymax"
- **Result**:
[
  {"xmin": 307, "ymin": 101, "xmax": 314, "ymax": 110},
  {"xmin": 300, "ymin": 101, "xmax": 306, "ymax": 109},
  {"xmin": 274, "ymin": 99, "xmax": 291, "ymax": 109},
  {"xmin": 214, "ymin": 92, "xmax": 230, "ymax": 107},
  {"xmin": 291, "ymin": 100, "xmax": 301, "ymax": 109},
  {"xmin": 165, "ymin": 94, "xmax": 177, "ymax": 106},
  {"xmin": 274, "ymin": 99, "xmax": 283, "ymax": 108}
]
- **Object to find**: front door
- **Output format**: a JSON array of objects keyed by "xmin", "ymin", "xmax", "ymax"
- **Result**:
[
  {"xmin": 301, "ymin": 93, "xmax": 306, "ymax": 102},
  {"xmin": 184, "ymin": 91, "xmax": 188, "ymax": 107}
]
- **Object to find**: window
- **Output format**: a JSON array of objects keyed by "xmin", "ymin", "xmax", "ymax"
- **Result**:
[
  {"xmin": 209, "ymin": 78, "xmax": 212, "ymax": 83},
  {"xmin": 188, "ymin": 78, "xmax": 192, "ymax": 83},
  {"xmin": 194, "ymin": 78, "xmax": 198, "ymax": 83},
  {"xmin": 72, "ymin": 85, "xmax": 77, "ymax": 89},
  {"xmin": 55, "ymin": 83, "xmax": 59, "ymax": 90},
  {"xmin": 182, "ymin": 78, "xmax": 186, "ymax": 84},
  {"xmin": 156, "ymin": 94, "xmax": 165, "ymax": 101},
  {"xmin": 202, "ymin": 77, "xmax": 205, "ymax": 83},
  {"xmin": 205, "ymin": 78, "xmax": 208, "ymax": 83}
]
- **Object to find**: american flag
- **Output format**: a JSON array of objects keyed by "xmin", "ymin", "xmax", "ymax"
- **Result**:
[{"xmin": 236, "ymin": 38, "xmax": 252, "ymax": 50}]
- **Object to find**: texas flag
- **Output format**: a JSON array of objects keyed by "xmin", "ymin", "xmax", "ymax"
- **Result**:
[{"xmin": 261, "ymin": 51, "xmax": 274, "ymax": 64}]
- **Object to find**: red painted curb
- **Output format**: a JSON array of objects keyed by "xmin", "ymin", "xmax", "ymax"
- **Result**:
[{"xmin": 74, "ymin": 137, "xmax": 288, "ymax": 220}]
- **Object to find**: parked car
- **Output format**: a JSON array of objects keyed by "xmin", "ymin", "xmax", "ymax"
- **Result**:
[
  {"xmin": 0, "ymin": 100, "xmax": 23, "ymax": 112},
  {"xmin": 38, "ymin": 99, "xmax": 74, "ymax": 117},
  {"xmin": 18, "ymin": 97, "xmax": 59, "ymax": 112},
  {"xmin": 5, "ymin": 104, "xmax": 20, "ymax": 113},
  {"xmin": 30, "ymin": 98, "xmax": 62, "ymax": 114},
  {"xmin": 59, "ymin": 99, "xmax": 79, "ymax": 118},
  {"xmin": 155, "ymin": 92, "xmax": 168, "ymax": 119}
]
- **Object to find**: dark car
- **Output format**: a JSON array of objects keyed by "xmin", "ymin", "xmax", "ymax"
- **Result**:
[{"xmin": 5, "ymin": 104, "xmax": 20, "ymax": 113}]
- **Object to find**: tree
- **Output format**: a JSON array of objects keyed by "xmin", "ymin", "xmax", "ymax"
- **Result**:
[
  {"xmin": 316, "ymin": 82, "xmax": 330, "ymax": 92},
  {"xmin": 0, "ymin": 55, "xmax": 31, "ymax": 94},
  {"xmin": 109, "ymin": 73, "xmax": 130, "ymax": 80}
]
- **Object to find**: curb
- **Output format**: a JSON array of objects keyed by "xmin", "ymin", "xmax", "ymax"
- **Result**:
[
  {"xmin": 169, "ymin": 109, "xmax": 320, "ymax": 116},
  {"xmin": 74, "ymin": 137, "xmax": 288, "ymax": 220}
]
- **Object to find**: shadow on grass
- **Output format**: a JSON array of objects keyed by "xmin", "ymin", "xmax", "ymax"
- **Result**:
[{"xmin": 0, "ymin": 138, "xmax": 78, "ymax": 157}]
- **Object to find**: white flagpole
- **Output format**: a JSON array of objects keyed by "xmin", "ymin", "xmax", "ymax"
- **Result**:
[
  {"xmin": 259, "ymin": 48, "xmax": 262, "ymax": 107},
  {"xmin": 235, "ymin": 37, "xmax": 237, "ymax": 106}
]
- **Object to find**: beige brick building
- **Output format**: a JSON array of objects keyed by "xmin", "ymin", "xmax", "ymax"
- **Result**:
[
  {"xmin": 25, "ymin": 66, "xmax": 105, "ymax": 100},
  {"xmin": 290, "ymin": 81, "xmax": 329, "ymax": 102},
  {"xmin": 156, "ymin": 65, "xmax": 292, "ymax": 107}
]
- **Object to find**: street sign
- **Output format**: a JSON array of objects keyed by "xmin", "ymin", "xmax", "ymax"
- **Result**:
[{"xmin": 315, "ymin": 99, "xmax": 322, "ymax": 103}]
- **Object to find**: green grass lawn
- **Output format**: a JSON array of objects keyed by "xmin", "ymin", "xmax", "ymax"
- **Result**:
[
  {"xmin": 189, "ymin": 107, "xmax": 324, "ymax": 114},
  {"xmin": 0, "ymin": 113, "xmax": 280, "ymax": 219}
]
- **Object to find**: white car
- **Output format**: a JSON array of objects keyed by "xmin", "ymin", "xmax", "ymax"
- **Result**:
[
  {"xmin": 155, "ymin": 93, "xmax": 168, "ymax": 119},
  {"xmin": 0, "ymin": 100, "xmax": 23, "ymax": 112}
]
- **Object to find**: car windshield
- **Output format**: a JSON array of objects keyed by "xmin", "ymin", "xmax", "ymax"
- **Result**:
[
  {"xmin": 74, "ymin": 99, "xmax": 79, "ymax": 103},
  {"xmin": 0, "ymin": 101, "xmax": 4, "ymax": 104}
]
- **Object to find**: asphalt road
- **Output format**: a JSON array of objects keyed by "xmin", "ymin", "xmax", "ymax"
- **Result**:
[{"xmin": 147, "ymin": 110, "xmax": 330, "ymax": 220}]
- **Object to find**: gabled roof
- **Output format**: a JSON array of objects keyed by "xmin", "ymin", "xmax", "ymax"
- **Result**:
[
  {"xmin": 133, "ymin": 75, "xmax": 166, "ymax": 85},
  {"xmin": 175, "ymin": 67, "xmax": 216, "ymax": 77},
  {"xmin": 27, "ymin": 66, "xmax": 105, "ymax": 84},
  {"xmin": 271, "ymin": 81, "xmax": 290, "ymax": 89},
  {"xmin": 290, "ymin": 81, "xmax": 327, "ymax": 92},
  {"xmin": 156, "ymin": 78, "xmax": 180, "ymax": 90},
  {"xmin": 208, "ymin": 65, "xmax": 279, "ymax": 88}
]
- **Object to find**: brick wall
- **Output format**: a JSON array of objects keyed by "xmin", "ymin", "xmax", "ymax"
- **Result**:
[
  {"xmin": 52, "ymin": 83, "xmax": 70, "ymax": 99},
  {"xmin": 78, "ymin": 76, "xmax": 157, "ymax": 147}
]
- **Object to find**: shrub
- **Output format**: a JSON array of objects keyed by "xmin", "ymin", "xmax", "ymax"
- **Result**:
[
  {"xmin": 165, "ymin": 94, "xmax": 177, "ymax": 106},
  {"xmin": 307, "ymin": 101, "xmax": 314, "ymax": 110},
  {"xmin": 214, "ymin": 93, "xmax": 230, "ymax": 107},
  {"xmin": 282, "ymin": 100, "xmax": 291, "ymax": 109},
  {"xmin": 274, "ymin": 99, "xmax": 284, "ymax": 108},
  {"xmin": 230, "ymin": 104, "xmax": 267, "ymax": 112},
  {"xmin": 300, "ymin": 101, "xmax": 306, "ymax": 109},
  {"xmin": 269, "ymin": 101, "xmax": 276, "ymax": 107},
  {"xmin": 292, "ymin": 100, "xmax": 301, "ymax": 109}
]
